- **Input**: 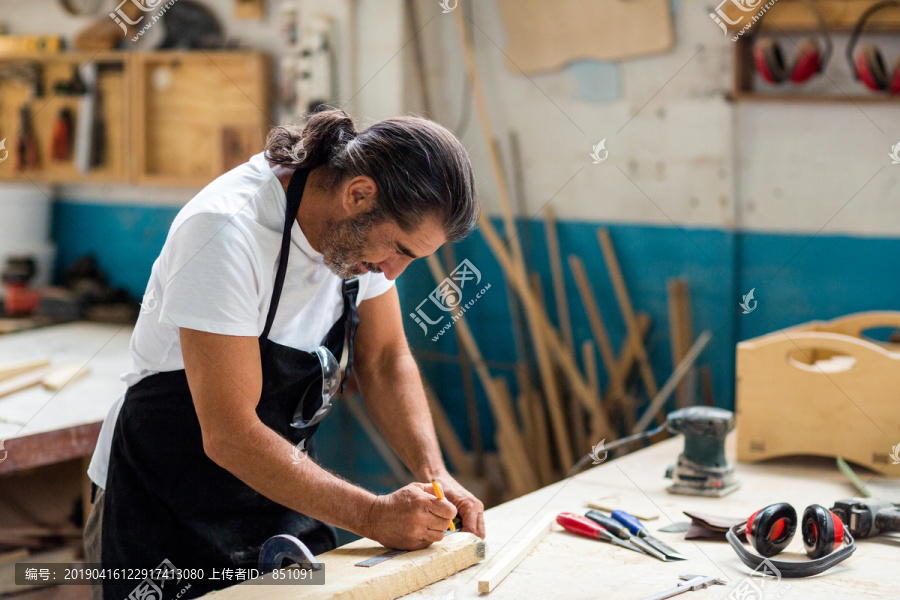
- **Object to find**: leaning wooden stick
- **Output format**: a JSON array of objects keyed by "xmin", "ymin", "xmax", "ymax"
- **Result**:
[
  {"xmin": 597, "ymin": 228, "xmax": 665, "ymax": 426},
  {"xmin": 633, "ymin": 331, "xmax": 713, "ymax": 434}
]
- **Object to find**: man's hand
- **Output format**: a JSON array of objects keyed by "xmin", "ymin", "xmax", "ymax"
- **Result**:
[
  {"xmin": 432, "ymin": 474, "xmax": 485, "ymax": 539},
  {"xmin": 365, "ymin": 483, "xmax": 457, "ymax": 550}
]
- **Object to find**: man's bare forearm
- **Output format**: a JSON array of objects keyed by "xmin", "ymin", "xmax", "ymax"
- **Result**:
[
  {"xmin": 205, "ymin": 419, "xmax": 377, "ymax": 537},
  {"xmin": 355, "ymin": 350, "xmax": 447, "ymax": 481}
]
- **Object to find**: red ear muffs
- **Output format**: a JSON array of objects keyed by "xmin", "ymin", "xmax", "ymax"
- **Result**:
[
  {"xmin": 754, "ymin": 39, "xmax": 788, "ymax": 83},
  {"xmin": 751, "ymin": 0, "xmax": 831, "ymax": 86},
  {"xmin": 747, "ymin": 502, "xmax": 797, "ymax": 557},
  {"xmin": 802, "ymin": 504, "xmax": 844, "ymax": 559},
  {"xmin": 727, "ymin": 502, "xmax": 856, "ymax": 578},
  {"xmin": 847, "ymin": 0, "xmax": 900, "ymax": 94},
  {"xmin": 791, "ymin": 39, "xmax": 823, "ymax": 83}
]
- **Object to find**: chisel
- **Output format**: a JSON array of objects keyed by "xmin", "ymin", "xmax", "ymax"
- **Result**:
[
  {"xmin": 556, "ymin": 513, "xmax": 644, "ymax": 554},
  {"xmin": 611, "ymin": 510, "xmax": 688, "ymax": 560},
  {"xmin": 585, "ymin": 510, "xmax": 668, "ymax": 561}
]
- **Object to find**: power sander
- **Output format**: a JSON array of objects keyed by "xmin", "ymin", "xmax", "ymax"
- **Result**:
[
  {"xmin": 664, "ymin": 406, "xmax": 739, "ymax": 497},
  {"xmin": 569, "ymin": 406, "xmax": 739, "ymax": 498}
]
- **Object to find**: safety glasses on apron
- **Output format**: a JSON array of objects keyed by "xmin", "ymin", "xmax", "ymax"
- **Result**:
[{"xmin": 101, "ymin": 168, "xmax": 359, "ymax": 600}]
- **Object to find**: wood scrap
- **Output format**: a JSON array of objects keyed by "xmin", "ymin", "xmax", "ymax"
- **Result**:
[
  {"xmin": 667, "ymin": 278, "xmax": 694, "ymax": 408},
  {"xmin": 41, "ymin": 363, "xmax": 91, "ymax": 391},
  {"xmin": 202, "ymin": 533, "xmax": 485, "ymax": 600},
  {"xmin": 527, "ymin": 388, "xmax": 553, "ymax": 485},
  {"xmin": 476, "ymin": 514, "xmax": 553, "ymax": 594},
  {"xmin": 0, "ymin": 358, "xmax": 50, "ymax": 383},
  {"xmin": 0, "ymin": 367, "xmax": 53, "ymax": 400},
  {"xmin": 597, "ymin": 229, "xmax": 665, "ymax": 426}
]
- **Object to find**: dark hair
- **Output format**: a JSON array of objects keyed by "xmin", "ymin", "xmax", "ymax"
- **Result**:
[{"xmin": 265, "ymin": 109, "xmax": 478, "ymax": 242}]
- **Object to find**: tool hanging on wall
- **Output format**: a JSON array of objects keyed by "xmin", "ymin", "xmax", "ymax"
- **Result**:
[
  {"xmin": 278, "ymin": 4, "xmax": 337, "ymax": 121},
  {"xmin": 51, "ymin": 108, "xmax": 74, "ymax": 162},
  {"xmin": 16, "ymin": 104, "xmax": 39, "ymax": 171}
]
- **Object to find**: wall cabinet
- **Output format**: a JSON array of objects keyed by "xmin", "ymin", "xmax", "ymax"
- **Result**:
[{"xmin": 0, "ymin": 51, "xmax": 270, "ymax": 186}]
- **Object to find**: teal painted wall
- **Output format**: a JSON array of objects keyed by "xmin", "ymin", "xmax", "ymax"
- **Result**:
[{"xmin": 51, "ymin": 201, "xmax": 900, "ymax": 496}]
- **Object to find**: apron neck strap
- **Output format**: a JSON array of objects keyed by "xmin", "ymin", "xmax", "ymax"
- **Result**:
[
  {"xmin": 262, "ymin": 168, "xmax": 309, "ymax": 341},
  {"xmin": 338, "ymin": 278, "xmax": 360, "ymax": 393}
]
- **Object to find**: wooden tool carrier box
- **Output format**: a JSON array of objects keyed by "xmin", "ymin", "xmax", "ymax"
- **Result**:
[{"xmin": 736, "ymin": 311, "xmax": 900, "ymax": 477}]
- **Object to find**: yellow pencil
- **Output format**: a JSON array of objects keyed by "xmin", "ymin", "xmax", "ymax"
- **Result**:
[{"xmin": 431, "ymin": 479, "xmax": 456, "ymax": 531}]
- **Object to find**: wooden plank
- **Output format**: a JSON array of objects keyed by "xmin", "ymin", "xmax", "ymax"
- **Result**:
[
  {"xmin": 41, "ymin": 363, "xmax": 91, "ymax": 391},
  {"xmin": 597, "ymin": 229, "xmax": 664, "ymax": 426},
  {"xmin": 493, "ymin": 377, "xmax": 539, "ymax": 496},
  {"xmin": 720, "ymin": 0, "xmax": 900, "ymax": 33},
  {"xmin": 476, "ymin": 514, "xmax": 553, "ymax": 594},
  {"xmin": 0, "ymin": 367, "xmax": 53, "ymax": 400},
  {"xmin": 666, "ymin": 278, "xmax": 694, "ymax": 408},
  {"xmin": 0, "ymin": 422, "xmax": 101, "ymax": 475},
  {"xmin": 0, "ymin": 358, "xmax": 50, "ymax": 383},
  {"xmin": 204, "ymin": 533, "xmax": 485, "ymax": 600},
  {"xmin": 496, "ymin": 0, "xmax": 674, "ymax": 72}
]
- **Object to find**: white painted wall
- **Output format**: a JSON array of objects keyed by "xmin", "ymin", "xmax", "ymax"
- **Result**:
[{"xmin": 408, "ymin": 0, "xmax": 900, "ymax": 237}]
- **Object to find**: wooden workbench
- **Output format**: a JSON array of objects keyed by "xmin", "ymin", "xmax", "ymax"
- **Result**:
[
  {"xmin": 0, "ymin": 322, "xmax": 133, "ymax": 474},
  {"xmin": 411, "ymin": 435, "xmax": 900, "ymax": 599}
]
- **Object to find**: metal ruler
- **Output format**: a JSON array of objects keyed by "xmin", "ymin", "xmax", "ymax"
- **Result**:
[{"xmin": 354, "ymin": 529, "xmax": 458, "ymax": 567}]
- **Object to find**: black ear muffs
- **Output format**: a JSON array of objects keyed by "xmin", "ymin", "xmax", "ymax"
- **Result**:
[
  {"xmin": 847, "ymin": 0, "xmax": 900, "ymax": 94},
  {"xmin": 752, "ymin": 0, "xmax": 832, "ymax": 85},
  {"xmin": 728, "ymin": 503, "xmax": 856, "ymax": 578}
]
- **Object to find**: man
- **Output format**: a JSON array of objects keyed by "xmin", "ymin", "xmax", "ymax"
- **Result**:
[{"xmin": 84, "ymin": 109, "xmax": 484, "ymax": 599}]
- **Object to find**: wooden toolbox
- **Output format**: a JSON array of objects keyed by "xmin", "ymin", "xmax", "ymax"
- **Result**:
[{"xmin": 736, "ymin": 311, "xmax": 900, "ymax": 476}]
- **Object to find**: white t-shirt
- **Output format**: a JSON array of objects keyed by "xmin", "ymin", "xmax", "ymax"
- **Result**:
[{"xmin": 88, "ymin": 152, "xmax": 394, "ymax": 487}]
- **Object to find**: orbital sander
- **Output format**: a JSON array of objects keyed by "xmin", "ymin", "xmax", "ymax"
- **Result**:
[{"xmin": 665, "ymin": 406, "xmax": 739, "ymax": 497}]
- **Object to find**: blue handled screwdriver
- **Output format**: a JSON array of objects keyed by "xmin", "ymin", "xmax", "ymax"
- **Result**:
[{"xmin": 611, "ymin": 509, "xmax": 688, "ymax": 561}]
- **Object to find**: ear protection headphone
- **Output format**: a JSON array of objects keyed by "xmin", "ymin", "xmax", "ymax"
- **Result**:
[
  {"xmin": 847, "ymin": 0, "xmax": 900, "ymax": 94},
  {"xmin": 727, "ymin": 502, "xmax": 856, "ymax": 577},
  {"xmin": 753, "ymin": 0, "xmax": 833, "ymax": 85}
]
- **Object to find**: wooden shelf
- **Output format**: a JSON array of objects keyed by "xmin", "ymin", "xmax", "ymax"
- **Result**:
[
  {"xmin": 0, "ymin": 50, "xmax": 270, "ymax": 187},
  {"xmin": 729, "ymin": 0, "xmax": 900, "ymax": 104}
]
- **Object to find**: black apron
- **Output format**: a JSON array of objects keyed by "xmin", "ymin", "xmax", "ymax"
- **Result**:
[{"xmin": 101, "ymin": 168, "xmax": 359, "ymax": 599}]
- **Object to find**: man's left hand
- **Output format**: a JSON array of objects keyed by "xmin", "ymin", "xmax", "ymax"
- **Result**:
[{"xmin": 432, "ymin": 473, "xmax": 485, "ymax": 538}]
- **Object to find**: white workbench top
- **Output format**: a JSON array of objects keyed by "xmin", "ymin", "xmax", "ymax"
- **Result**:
[
  {"xmin": 0, "ymin": 322, "xmax": 132, "ymax": 442},
  {"xmin": 410, "ymin": 435, "xmax": 900, "ymax": 600}
]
